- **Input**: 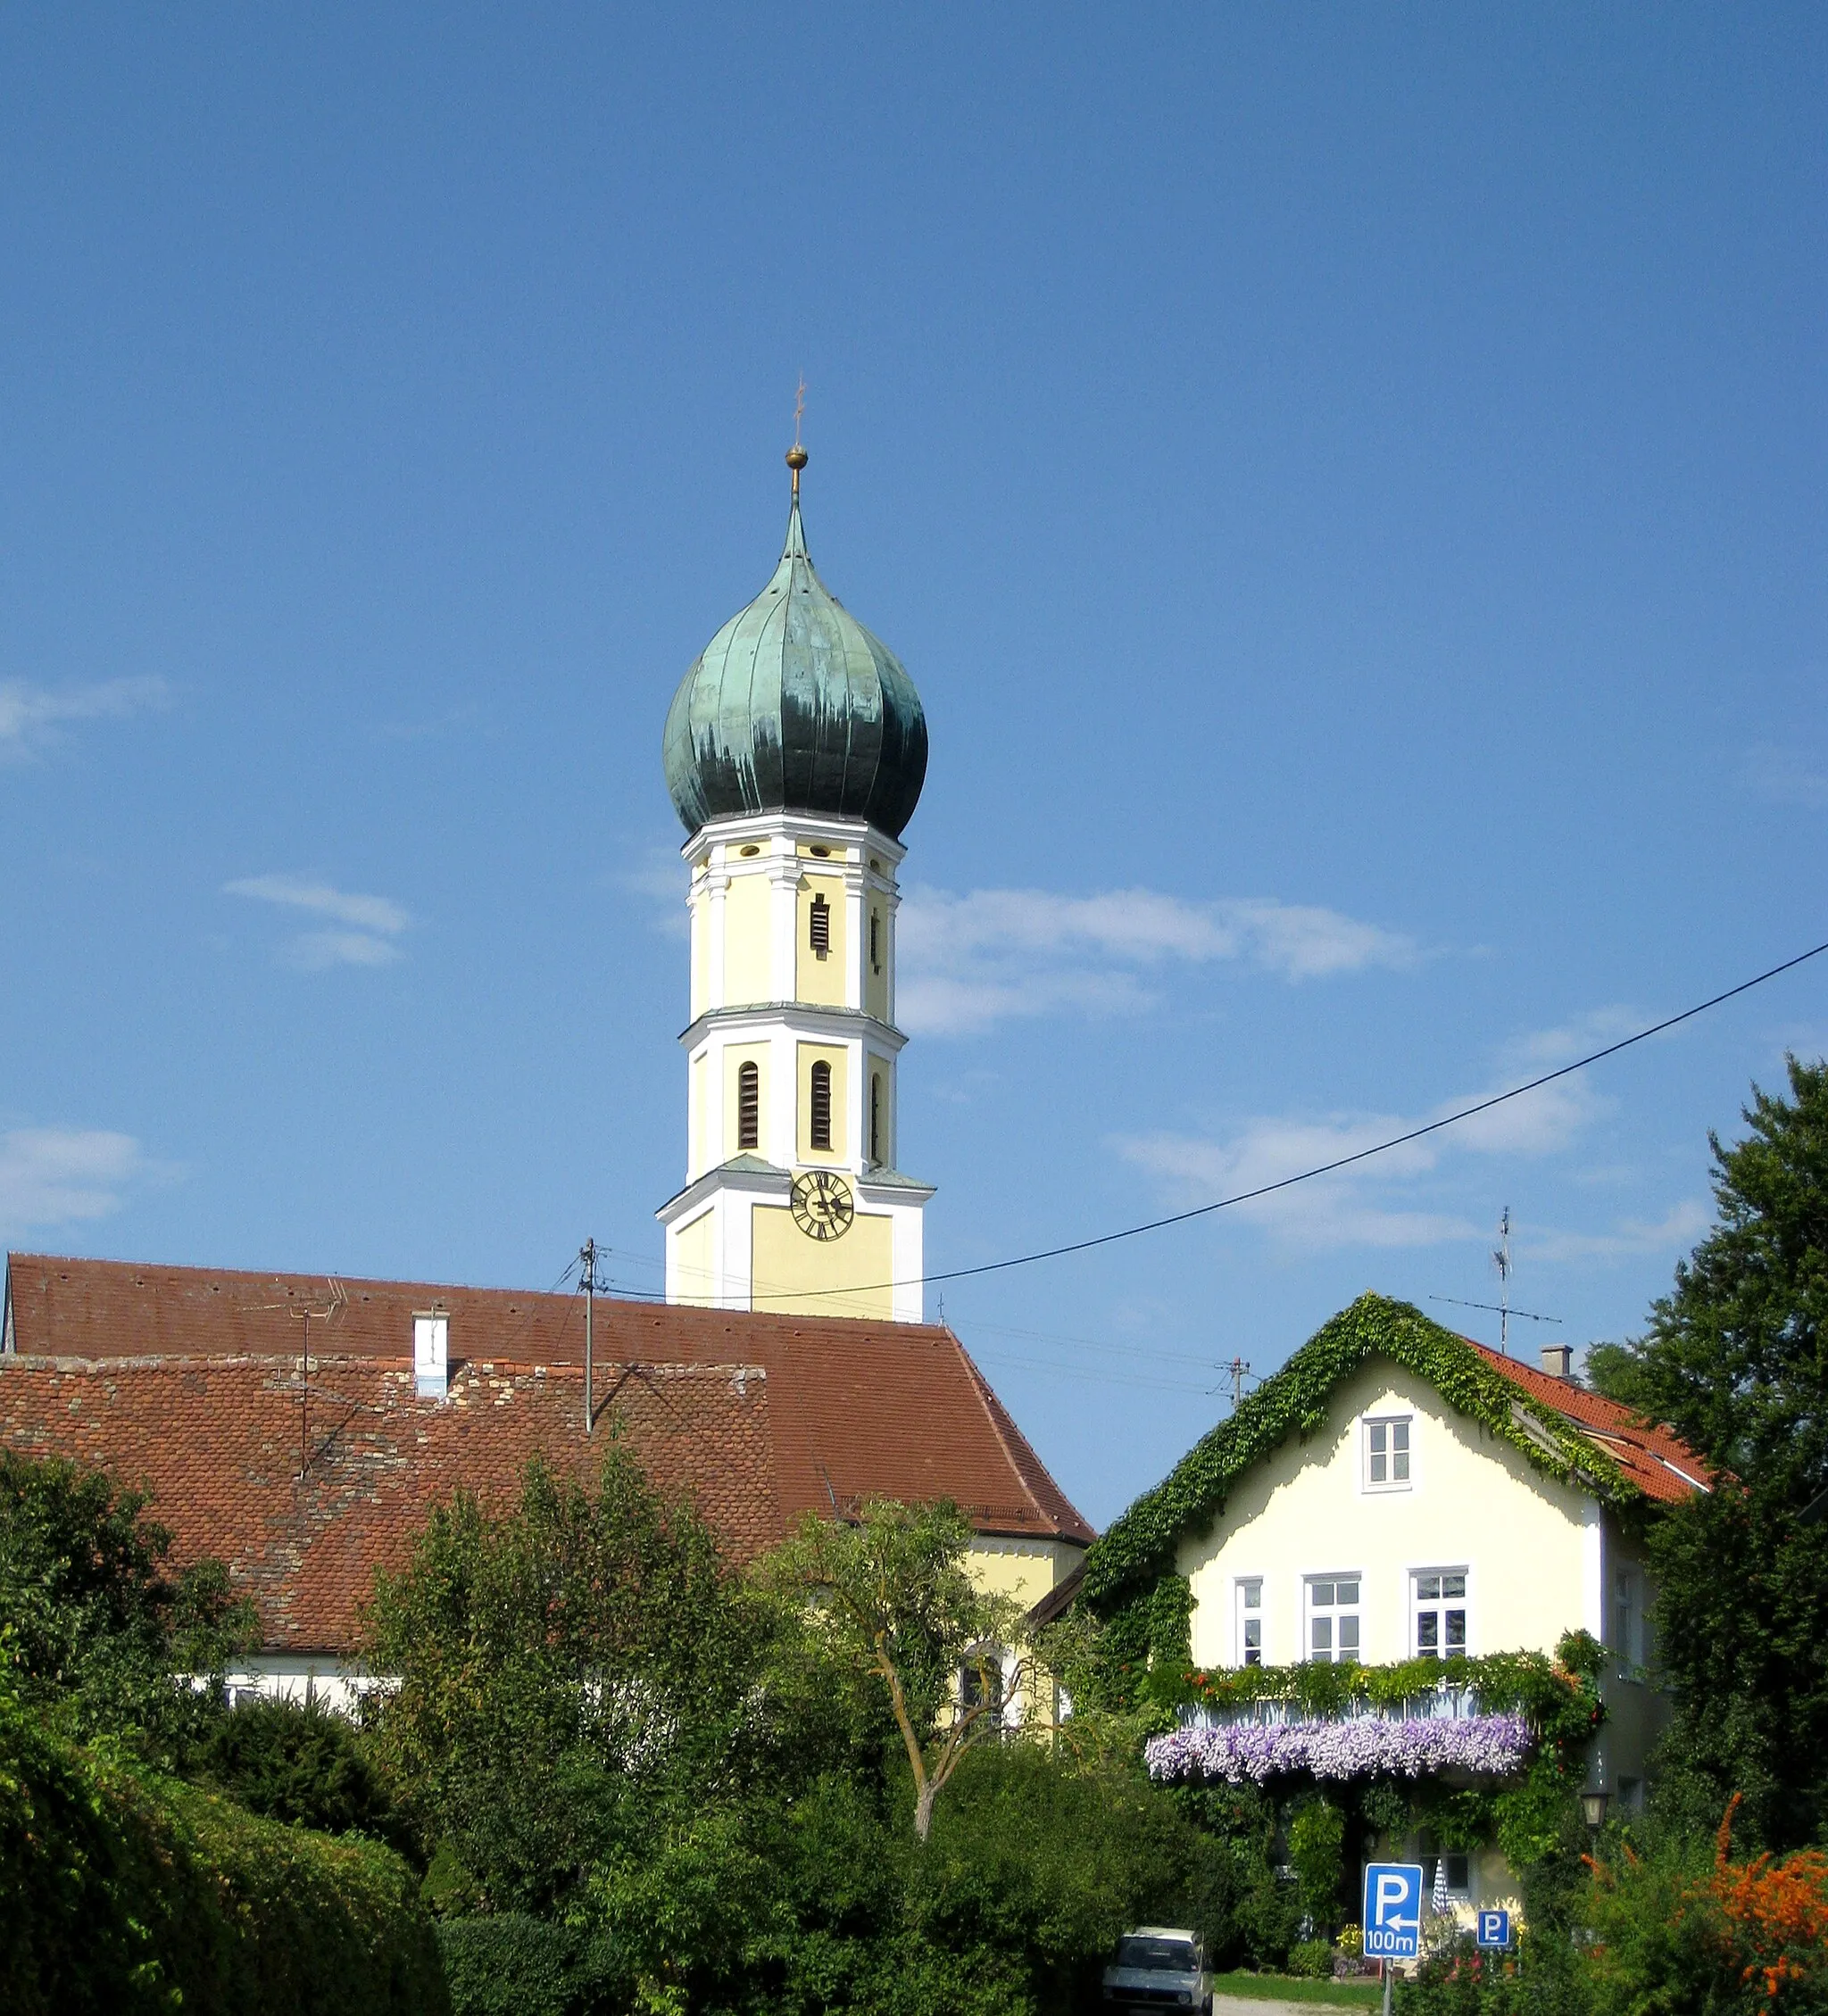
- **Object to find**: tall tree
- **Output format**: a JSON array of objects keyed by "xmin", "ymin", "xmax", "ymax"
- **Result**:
[
  {"xmin": 761, "ymin": 1497, "xmax": 1029, "ymax": 1840},
  {"xmin": 1588, "ymin": 1057, "xmax": 1828, "ymax": 1846},
  {"xmin": 364, "ymin": 1441, "xmax": 760, "ymax": 1912}
]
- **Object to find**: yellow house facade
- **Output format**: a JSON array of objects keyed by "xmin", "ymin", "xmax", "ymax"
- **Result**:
[{"xmin": 1083, "ymin": 1294, "xmax": 1710, "ymax": 1921}]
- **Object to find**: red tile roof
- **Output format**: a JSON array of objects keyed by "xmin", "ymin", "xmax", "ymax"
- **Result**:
[
  {"xmin": 1, "ymin": 1252, "xmax": 1093, "ymax": 1653},
  {"xmin": 1469, "ymin": 1340, "xmax": 1712, "ymax": 1502}
]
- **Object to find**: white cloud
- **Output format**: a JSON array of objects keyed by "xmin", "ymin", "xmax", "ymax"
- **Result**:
[
  {"xmin": 897, "ymin": 885, "xmax": 1414, "ymax": 1036},
  {"xmin": 225, "ymin": 874, "xmax": 411, "ymax": 968},
  {"xmin": 0, "ymin": 1127, "xmax": 145, "ymax": 1232},
  {"xmin": 1525, "ymin": 1200, "xmax": 1712, "ymax": 1263},
  {"xmin": 1113, "ymin": 1009, "xmax": 1648, "ymax": 1252},
  {"xmin": 0, "ymin": 676, "xmax": 170, "ymax": 760},
  {"xmin": 1740, "ymin": 743, "xmax": 1828, "ymax": 809}
]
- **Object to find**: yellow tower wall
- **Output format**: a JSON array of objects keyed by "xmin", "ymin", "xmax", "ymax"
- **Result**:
[
  {"xmin": 751, "ymin": 1204, "xmax": 893, "ymax": 1319},
  {"xmin": 722, "ymin": 873, "xmax": 774, "ymax": 1006},
  {"xmin": 795, "ymin": 873, "xmax": 849, "ymax": 1005}
]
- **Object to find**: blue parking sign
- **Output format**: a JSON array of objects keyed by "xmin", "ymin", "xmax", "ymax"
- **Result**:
[
  {"xmin": 1363, "ymin": 1863, "xmax": 1424, "ymax": 1960},
  {"xmin": 1476, "ymin": 1910, "xmax": 1511, "ymax": 1950}
]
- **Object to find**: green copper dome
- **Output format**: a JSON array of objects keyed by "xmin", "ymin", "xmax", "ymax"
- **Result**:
[{"xmin": 662, "ymin": 482, "xmax": 928, "ymax": 840}]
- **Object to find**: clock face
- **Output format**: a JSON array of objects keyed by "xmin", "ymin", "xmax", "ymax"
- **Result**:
[{"xmin": 790, "ymin": 1169, "xmax": 855, "ymax": 1241}]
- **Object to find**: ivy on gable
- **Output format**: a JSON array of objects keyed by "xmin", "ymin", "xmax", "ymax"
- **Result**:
[{"xmin": 1082, "ymin": 1292, "xmax": 1632, "ymax": 1614}]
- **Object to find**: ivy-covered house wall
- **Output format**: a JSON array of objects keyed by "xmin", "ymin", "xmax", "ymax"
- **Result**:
[{"xmin": 1071, "ymin": 1294, "xmax": 1691, "ymax": 1917}]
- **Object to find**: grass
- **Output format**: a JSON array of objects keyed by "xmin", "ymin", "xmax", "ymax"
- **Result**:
[{"xmin": 1209, "ymin": 1971, "xmax": 1384, "ymax": 2007}]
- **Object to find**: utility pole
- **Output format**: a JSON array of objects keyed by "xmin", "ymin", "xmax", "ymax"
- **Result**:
[
  {"xmin": 580, "ymin": 1238, "xmax": 598, "ymax": 1436},
  {"xmin": 1228, "ymin": 1356, "xmax": 1251, "ymax": 1412}
]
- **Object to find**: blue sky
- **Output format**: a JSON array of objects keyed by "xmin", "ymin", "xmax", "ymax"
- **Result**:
[{"xmin": 1, "ymin": 7, "xmax": 1823, "ymax": 1527}]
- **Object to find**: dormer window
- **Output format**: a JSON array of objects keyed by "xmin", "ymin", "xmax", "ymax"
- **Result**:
[
  {"xmin": 736, "ymin": 1060, "xmax": 760, "ymax": 1151},
  {"xmin": 810, "ymin": 1059, "xmax": 833, "ymax": 1151},
  {"xmin": 809, "ymin": 893, "xmax": 831, "ymax": 957}
]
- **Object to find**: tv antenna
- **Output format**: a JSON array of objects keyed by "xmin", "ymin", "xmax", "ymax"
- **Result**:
[
  {"xmin": 1429, "ymin": 1207, "xmax": 1560, "ymax": 1356},
  {"xmin": 254, "ymin": 1278, "xmax": 347, "ymax": 1478}
]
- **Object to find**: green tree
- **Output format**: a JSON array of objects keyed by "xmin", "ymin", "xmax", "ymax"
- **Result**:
[
  {"xmin": 363, "ymin": 1439, "xmax": 763, "ymax": 1912},
  {"xmin": 0, "ymin": 1448, "xmax": 253, "ymax": 1757},
  {"xmin": 1588, "ymin": 1057, "xmax": 1828, "ymax": 1846},
  {"xmin": 761, "ymin": 1497, "xmax": 1028, "ymax": 1840}
]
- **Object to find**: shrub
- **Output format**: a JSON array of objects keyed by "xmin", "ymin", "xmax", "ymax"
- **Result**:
[
  {"xmin": 0, "ymin": 1673, "xmax": 446, "ymax": 2016},
  {"xmin": 1286, "ymin": 1938, "xmax": 1336, "ymax": 1979},
  {"xmin": 196, "ymin": 1691, "xmax": 400, "ymax": 1840},
  {"xmin": 436, "ymin": 1916, "xmax": 625, "ymax": 2016}
]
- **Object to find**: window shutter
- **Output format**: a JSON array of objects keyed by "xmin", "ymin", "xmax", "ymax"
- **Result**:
[
  {"xmin": 737, "ymin": 1061, "xmax": 760, "ymax": 1150},
  {"xmin": 809, "ymin": 893, "xmax": 831, "ymax": 956},
  {"xmin": 810, "ymin": 1060, "xmax": 833, "ymax": 1150}
]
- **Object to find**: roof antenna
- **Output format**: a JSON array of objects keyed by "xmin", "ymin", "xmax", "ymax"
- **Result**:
[{"xmin": 1429, "ymin": 1207, "xmax": 1561, "ymax": 1356}]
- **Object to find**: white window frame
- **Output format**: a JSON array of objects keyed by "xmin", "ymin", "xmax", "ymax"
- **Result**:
[
  {"xmin": 1302, "ymin": 1572, "xmax": 1363, "ymax": 1664},
  {"xmin": 1362, "ymin": 1413, "xmax": 1415, "ymax": 1493},
  {"xmin": 1613, "ymin": 1562, "xmax": 1645, "ymax": 1675},
  {"xmin": 1234, "ymin": 1575, "xmax": 1265, "ymax": 1668},
  {"xmin": 1410, "ymin": 1566, "xmax": 1471, "ymax": 1659}
]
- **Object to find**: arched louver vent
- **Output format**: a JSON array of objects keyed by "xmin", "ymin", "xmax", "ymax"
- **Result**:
[
  {"xmin": 809, "ymin": 892, "xmax": 831, "ymax": 957},
  {"xmin": 737, "ymin": 1060, "xmax": 760, "ymax": 1151},
  {"xmin": 810, "ymin": 1059, "xmax": 833, "ymax": 1151}
]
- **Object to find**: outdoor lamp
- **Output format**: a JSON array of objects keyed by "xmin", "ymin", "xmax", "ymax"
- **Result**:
[{"xmin": 1580, "ymin": 1790, "xmax": 1610, "ymax": 1832}]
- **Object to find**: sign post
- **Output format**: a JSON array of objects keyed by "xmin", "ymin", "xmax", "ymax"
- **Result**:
[{"xmin": 1363, "ymin": 1863, "xmax": 1424, "ymax": 2016}]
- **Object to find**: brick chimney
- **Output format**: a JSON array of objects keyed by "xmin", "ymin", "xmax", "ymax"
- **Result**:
[{"xmin": 1540, "ymin": 1342, "xmax": 1574, "ymax": 1380}]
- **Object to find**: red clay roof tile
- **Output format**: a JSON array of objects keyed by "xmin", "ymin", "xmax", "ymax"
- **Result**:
[{"xmin": 1, "ymin": 1253, "xmax": 1094, "ymax": 1652}]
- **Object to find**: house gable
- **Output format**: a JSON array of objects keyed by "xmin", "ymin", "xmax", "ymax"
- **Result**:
[
  {"xmin": 1178, "ymin": 1357, "xmax": 1599, "ymax": 1667},
  {"xmin": 1084, "ymin": 1293, "xmax": 1636, "ymax": 1614}
]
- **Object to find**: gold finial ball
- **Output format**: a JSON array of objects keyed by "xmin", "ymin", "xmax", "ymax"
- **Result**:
[{"xmin": 785, "ymin": 444, "xmax": 809, "ymax": 471}]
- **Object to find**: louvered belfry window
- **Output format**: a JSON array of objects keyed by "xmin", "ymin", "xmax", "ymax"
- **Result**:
[
  {"xmin": 810, "ymin": 1059, "xmax": 833, "ymax": 1150},
  {"xmin": 869, "ymin": 911, "xmax": 881, "ymax": 973},
  {"xmin": 869, "ymin": 1073, "xmax": 882, "ymax": 1165},
  {"xmin": 809, "ymin": 892, "xmax": 831, "ymax": 957},
  {"xmin": 736, "ymin": 1060, "xmax": 760, "ymax": 1150}
]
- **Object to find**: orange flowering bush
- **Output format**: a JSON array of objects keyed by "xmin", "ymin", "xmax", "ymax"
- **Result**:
[
  {"xmin": 1581, "ymin": 1798, "xmax": 1828, "ymax": 2016},
  {"xmin": 1706, "ymin": 1797, "xmax": 1828, "ymax": 2014}
]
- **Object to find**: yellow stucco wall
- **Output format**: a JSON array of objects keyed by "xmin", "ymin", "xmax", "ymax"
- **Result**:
[
  {"xmin": 751, "ymin": 1202, "xmax": 893, "ymax": 1319},
  {"xmin": 720, "ymin": 1041, "xmax": 769, "ymax": 1162},
  {"xmin": 1178, "ymin": 1359, "xmax": 1593, "ymax": 1671},
  {"xmin": 794, "ymin": 874, "xmax": 847, "ymax": 1006},
  {"xmin": 796, "ymin": 1041, "xmax": 849, "ymax": 1164},
  {"xmin": 672, "ymin": 1209, "xmax": 715, "ymax": 1307},
  {"xmin": 964, "ymin": 1536, "xmax": 1083, "ymax": 1614},
  {"xmin": 864, "ymin": 901, "xmax": 890, "ymax": 1022},
  {"xmin": 722, "ymin": 872, "xmax": 774, "ymax": 1006}
]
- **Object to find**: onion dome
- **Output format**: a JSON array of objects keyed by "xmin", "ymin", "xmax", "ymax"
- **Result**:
[{"xmin": 663, "ymin": 451, "xmax": 928, "ymax": 840}]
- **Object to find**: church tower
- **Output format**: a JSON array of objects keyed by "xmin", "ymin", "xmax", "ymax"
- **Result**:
[{"xmin": 655, "ymin": 445, "xmax": 934, "ymax": 1322}]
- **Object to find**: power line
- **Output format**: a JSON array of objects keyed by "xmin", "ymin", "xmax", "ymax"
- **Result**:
[{"xmin": 785, "ymin": 932, "xmax": 1828, "ymax": 1300}]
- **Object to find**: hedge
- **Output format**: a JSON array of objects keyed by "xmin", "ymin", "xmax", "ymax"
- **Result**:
[{"xmin": 0, "ymin": 1680, "xmax": 448, "ymax": 2016}]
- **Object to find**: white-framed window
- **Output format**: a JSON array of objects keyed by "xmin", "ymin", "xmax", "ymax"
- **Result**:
[
  {"xmin": 1412, "ymin": 1570, "xmax": 1468, "ymax": 1658},
  {"xmin": 1422, "ymin": 1847, "xmax": 1472, "ymax": 1901},
  {"xmin": 1364, "ymin": 1415, "xmax": 1413, "ymax": 1490},
  {"xmin": 1235, "ymin": 1577, "xmax": 1264, "ymax": 1666},
  {"xmin": 1304, "ymin": 1575, "xmax": 1361, "ymax": 1663},
  {"xmin": 1614, "ymin": 1564, "xmax": 1644, "ymax": 1672}
]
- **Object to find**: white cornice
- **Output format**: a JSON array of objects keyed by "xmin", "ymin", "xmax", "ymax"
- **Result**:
[{"xmin": 679, "ymin": 1003, "xmax": 909, "ymax": 1052}]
